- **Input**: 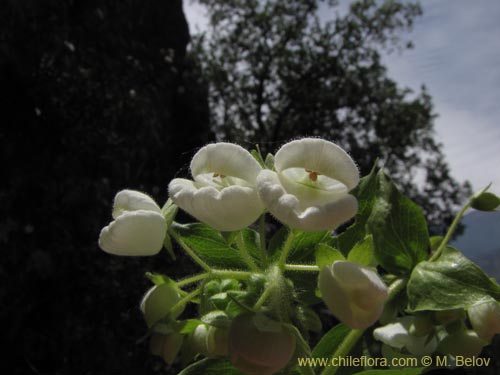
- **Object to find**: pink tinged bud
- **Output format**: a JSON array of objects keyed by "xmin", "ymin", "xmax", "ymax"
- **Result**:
[
  {"xmin": 140, "ymin": 283, "xmax": 184, "ymax": 328},
  {"xmin": 228, "ymin": 314, "xmax": 296, "ymax": 375},
  {"xmin": 98, "ymin": 190, "xmax": 166, "ymax": 256},
  {"xmin": 319, "ymin": 261, "xmax": 388, "ymax": 329},
  {"xmin": 468, "ymin": 300, "xmax": 500, "ymax": 342},
  {"xmin": 438, "ymin": 330, "xmax": 487, "ymax": 358},
  {"xmin": 150, "ymin": 332, "xmax": 184, "ymax": 365}
]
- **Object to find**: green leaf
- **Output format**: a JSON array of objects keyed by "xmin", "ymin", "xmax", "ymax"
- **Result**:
[
  {"xmin": 251, "ymin": 149, "xmax": 266, "ymax": 168},
  {"xmin": 312, "ymin": 324, "xmax": 351, "ymax": 358},
  {"xmin": 171, "ymin": 223, "xmax": 247, "ymax": 269},
  {"xmin": 283, "ymin": 323, "xmax": 314, "ymax": 375},
  {"xmin": 201, "ymin": 310, "xmax": 230, "ymax": 328},
  {"xmin": 269, "ymin": 227, "xmax": 329, "ymax": 263},
  {"xmin": 145, "ymin": 272, "xmax": 176, "ymax": 286},
  {"xmin": 353, "ymin": 369, "xmax": 426, "ymax": 375},
  {"xmin": 334, "ymin": 162, "xmax": 379, "ymax": 255},
  {"xmin": 177, "ymin": 358, "xmax": 245, "ymax": 375},
  {"xmin": 471, "ymin": 191, "xmax": 500, "ymax": 211},
  {"xmin": 367, "ymin": 171, "xmax": 429, "ymax": 275},
  {"xmin": 175, "ymin": 319, "xmax": 202, "ymax": 334},
  {"xmin": 315, "ymin": 243, "xmax": 345, "ymax": 269},
  {"xmin": 407, "ymin": 246, "xmax": 500, "ymax": 312},
  {"xmin": 347, "ymin": 235, "xmax": 376, "ymax": 267}
]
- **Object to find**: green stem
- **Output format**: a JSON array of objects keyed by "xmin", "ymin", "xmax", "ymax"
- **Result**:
[
  {"xmin": 253, "ymin": 285, "xmax": 273, "ymax": 310},
  {"xmin": 278, "ymin": 229, "xmax": 295, "ymax": 269},
  {"xmin": 320, "ymin": 329, "xmax": 364, "ymax": 375},
  {"xmin": 259, "ymin": 214, "xmax": 268, "ymax": 267},
  {"xmin": 176, "ymin": 273, "xmax": 209, "ymax": 288},
  {"xmin": 320, "ymin": 277, "xmax": 407, "ymax": 375},
  {"xmin": 284, "ymin": 264, "xmax": 319, "ymax": 272},
  {"xmin": 211, "ymin": 269, "xmax": 254, "ymax": 280},
  {"xmin": 429, "ymin": 184, "xmax": 491, "ymax": 262},
  {"xmin": 169, "ymin": 228, "xmax": 211, "ymax": 271},
  {"xmin": 236, "ymin": 231, "xmax": 261, "ymax": 272},
  {"xmin": 170, "ymin": 288, "xmax": 201, "ymax": 313}
]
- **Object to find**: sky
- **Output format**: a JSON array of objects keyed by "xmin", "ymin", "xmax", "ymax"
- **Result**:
[{"xmin": 183, "ymin": 0, "xmax": 500, "ymax": 196}]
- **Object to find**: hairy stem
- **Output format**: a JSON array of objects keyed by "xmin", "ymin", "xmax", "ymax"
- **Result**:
[
  {"xmin": 429, "ymin": 183, "xmax": 491, "ymax": 262},
  {"xmin": 168, "ymin": 228, "xmax": 211, "ymax": 271},
  {"xmin": 284, "ymin": 264, "xmax": 319, "ymax": 272},
  {"xmin": 259, "ymin": 214, "xmax": 268, "ymax": 267},
  {"xmin": 176, "ymin": 273, "xmax": 209, "ymax": 288},
  {"xmin": 278, "ymin": 229, "xmax": 295, "ymax": 269},
  {"xmin": 236, "ymin": 231, "xmax": 261, "ymax": 272}
]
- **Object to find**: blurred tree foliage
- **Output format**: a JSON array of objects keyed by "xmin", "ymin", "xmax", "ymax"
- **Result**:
[
  {"xmin": 1, "ymin": 0, "xmax": 210, "ymax": 374},
  {"xmin": 192, "ymin": 0, "xmax": 472, "ymax": 233}
]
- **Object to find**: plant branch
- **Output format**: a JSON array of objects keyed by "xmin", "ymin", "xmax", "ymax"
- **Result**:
[
  {"xmin": 284, "ymin": 264, "xmax": 319, "ymax": 272},
  {"xmin": 278, "ymin": 229, "xmax": 295, "ymax": 269}
]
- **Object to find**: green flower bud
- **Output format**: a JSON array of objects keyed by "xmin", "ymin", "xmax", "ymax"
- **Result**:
[
  {"xmin": 228, "ymin": 314, "xmax": 296, "ymax": 375},
  {"xmin": 140, "ymin": 283, "xmax": 184, "ymax": 328},
  {"xmin": 433, "ymin": 309, "xmax": 464, "ymax": 326},
  {"xmin": 207, "ymin": 326, "xmax": 229, "ymax": 357},
  {"xmin": 149, "ymin": 332, "xmax": 184, "ymax": 365},
  {"xmin": 409, "ymin": 313, "xmax": 435, "ymax": 337},
  {"xmin": 438, "ymin": 330, "xmax": 487, "ymax": 358},
  {"xmin": 188, "ymin": 324, "xmax": 210, "ymax": 356}
]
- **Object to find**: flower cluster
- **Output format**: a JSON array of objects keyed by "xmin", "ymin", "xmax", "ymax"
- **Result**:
[{"xmin": 97, "ymin": 138, "xmax": 500, "ymax": 374}]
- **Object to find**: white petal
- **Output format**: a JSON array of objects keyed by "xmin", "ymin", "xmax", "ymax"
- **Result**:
[
  {"xmin": 319, "ymin": 261, "xmax": 388, "ymax": 329},
  {"xmin": 274, "ymin": 138, "xmax": 359, "ymax": 190},
  {"xmin": 468, "ymin": 299, "xmax": 500, "ymax": 341},
  {"xmin": 257, "ymin": 170, "xmax": 357, "ymax": 231},
  {"xmin": 373, "ymin": 318, "xmax": 413, "ymax": 349},
  {"xmin": 99, "ymin": 210, "xmax": 166, "ymax": 256},
  {"xmin": 190, "ymin": 142, "xmax": 262, "ymax": 182},
  {"xmin": 112, "ymin": 189, "xmax": 162, "ymax": 219},
  {"xmin": 169, "ymin": 178, "xmax": 264, "ymax": 231}
]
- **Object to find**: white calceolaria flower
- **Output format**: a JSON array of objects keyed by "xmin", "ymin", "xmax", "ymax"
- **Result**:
[
  {"xmin": 468, "ymin": 299, "xmax": 500, "ymax": 342},
  {"xmin": 256, "ymin": 138, "xmax": 359, "ymax": 231},
  {"xmin": 374, "ymin": 316, "xmax": 438, "ymax": 356},
  {"xmin": 319, "ymin": 261, "xmax": 388, "ymax": 329},
  {"xmin": 98, "ymin": 190, "xmax": 166, "ymax": 256},
  {"xmin": 168, "ymin": 143, "xmax": 265, "ymax": 231}
]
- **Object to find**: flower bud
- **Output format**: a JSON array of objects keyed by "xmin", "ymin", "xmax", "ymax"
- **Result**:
[
  {"xmin": 468, "ymin": 300, "xmax": 500, "ymax": 341},
  {"xmin": 438, "ymin": 330, "xmax": 487, "ymax": 358},
  {"xmin": 207, "ymin": 326, "xmax": 229, "ymax": 357},
  {"xmin": 187, "ymin": 324, "xmax": 228, "ymax": 357},
  {"xmin": 228, "ymin": 314, "xmax": 296, "ymax": 375},
  {"xmin": 319, "ymin": 261, "xmax": 388, "ymax": 329},
  {"xmin": 140, "ymin": 283, "xmax": 184, "ymax": 328},
  {"xmin": 99, "ymin": 190, "xmax": 167, "ymax": 256},
  {"xmin": 150, "ymin": 332, "xmax": 184, "ymax": 365}
]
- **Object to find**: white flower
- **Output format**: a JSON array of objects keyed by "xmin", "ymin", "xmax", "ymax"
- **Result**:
[
  {"xmin": 98, "ymin": 190, "xmax": 166, "ymax": 256},
  {"xmin": 468, "ymin": 299, "xmax": 500, "ymax": 342},
  {"xmin": 319, "ymin": 261, "xmax": 388, "ymax": 329},
  {"xmin": 256, "ymin": 138, "xmax": 359, "ymax": 231},
  {"xmin": 374, "ymin": 316, "xmax": 438, "ymax": 356},
  {"xmin": 169, "ymin": 143, "xmax": 265, "ymax": 231}
]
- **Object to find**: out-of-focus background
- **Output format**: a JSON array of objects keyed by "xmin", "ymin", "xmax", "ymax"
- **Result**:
[{"xmin": 1, "ymin": 0, "xmax": 498, "ymax": 374}]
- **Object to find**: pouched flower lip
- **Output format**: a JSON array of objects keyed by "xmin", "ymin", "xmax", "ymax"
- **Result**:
[
  {"xmin": 98, "ymin": 190, "xmax": 166, "ymax": 256},
  {"xmin": 256, "ymin": 138, "xmax": 359, "ymax": 231},
  {"xmin": 373, "ymin": 316, "xmax": 438, "ymax": 356},
  {"xmin": 168, "ymin": 142, "xmax": 265, "ymax": 231},
  {"xmin": 319, "ymin": 260, "xmax": 388, "ymax": 329}
]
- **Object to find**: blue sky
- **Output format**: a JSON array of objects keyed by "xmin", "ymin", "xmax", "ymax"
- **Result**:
[{"xmin": 184, "ymin": 0, "xmax": 500, "ymax": 195}]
